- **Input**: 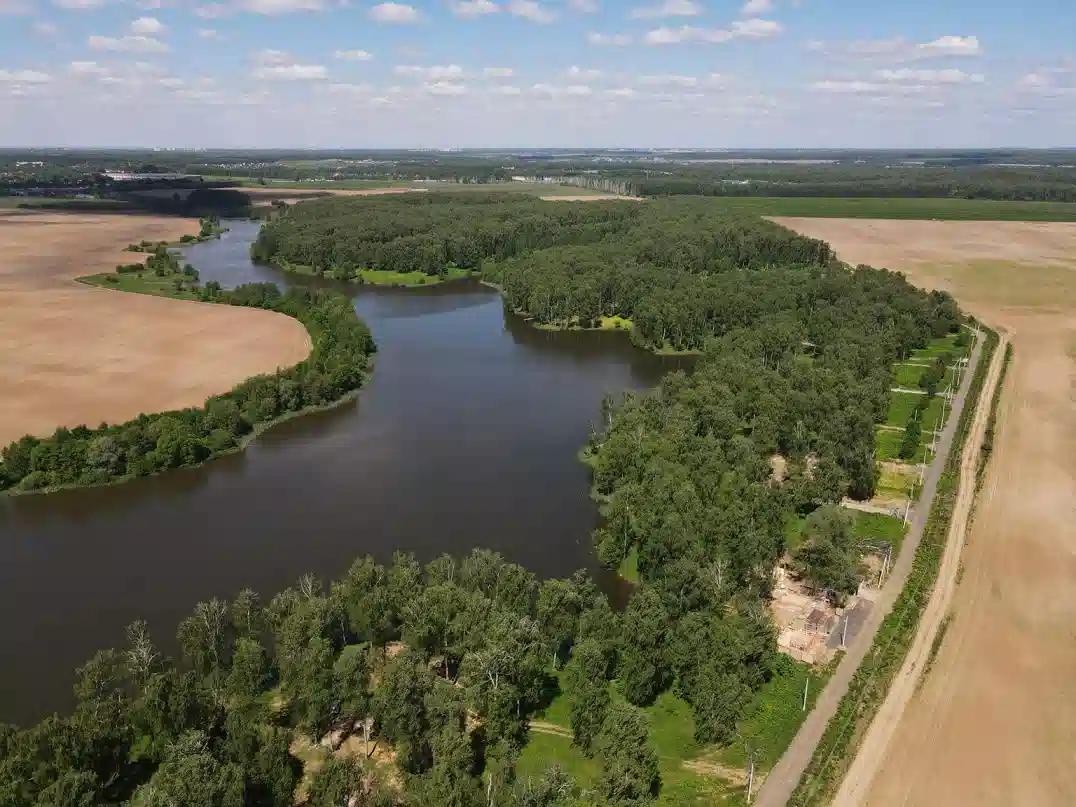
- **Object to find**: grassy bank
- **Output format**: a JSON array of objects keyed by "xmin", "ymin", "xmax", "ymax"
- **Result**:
[
  {"xmin": 80, "ymin": 270, "xmax": 204, "ymax": 300},
  {"xmin": 693, "ymin": 196, "xmax": 1076, "ymax": 221},
  {"xmin": 273, "ymin": 259, "xmax": 474, "ymax": 288},
  {"xmin": 788, "ymin": 326, "xmax": 999, "ymax": 807}
]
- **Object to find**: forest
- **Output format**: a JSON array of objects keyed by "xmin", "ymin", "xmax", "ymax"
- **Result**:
[
  {"xmin": 0, "ymin": 549, "xmax": 769, "ymax": 807},
  {"xmin": 0, "ymin": 193, "xmax": 963, "ymax": 806},
  {"xmin": 0, "ymin": 283, "xmax": 374, "ymax": 493}
]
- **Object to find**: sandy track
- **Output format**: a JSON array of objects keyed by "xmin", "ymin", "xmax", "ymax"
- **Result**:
[
  {"xmin": 832, "ymin": 333, "xmax": 1008, "ymax": 807},
  {"xmin": 777, "ymin": 218, "xmax": 1076, "ymax": 807},
  {"xmin": 0, "ymin": 212, "xmax": 311, "ymax": 445}
]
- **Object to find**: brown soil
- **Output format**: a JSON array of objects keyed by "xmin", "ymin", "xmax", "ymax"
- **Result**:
[
  {"xmin": 0, "ymin": 212, "xmax": 311, "ymax": 445},
  {"xmin": 778, "ymin": 218, "xmax": 1076, "ymax": 807},
  {"xmin": 539, "ymin": 194, "xmax": 643, "ymax": 201}
]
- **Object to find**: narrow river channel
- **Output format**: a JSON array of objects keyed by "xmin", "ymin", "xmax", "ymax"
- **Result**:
[{"xmin": 0, "ymin": 220, "xmax": 687, "ymax": 724}]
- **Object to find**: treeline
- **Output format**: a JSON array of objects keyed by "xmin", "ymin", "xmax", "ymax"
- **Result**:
[
  {"xmin": 250, "ymin": 194, "xmax": 644, "ymax": 278},
  {"xmin": 626, "ymin": 165, "xmax": 1076, "ymax": 203},
  {"xmin": 0, "ymin": 284, "xmax": 374, "ymax": 493},
  {"xmin": 0, "ymin": 550, "xmax": 763, "ymax": 807}
]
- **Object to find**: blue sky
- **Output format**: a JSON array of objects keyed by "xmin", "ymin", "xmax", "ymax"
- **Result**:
[{"xmin": 0, "ymin": 0, "xmax": 1073, "ymax": 147}]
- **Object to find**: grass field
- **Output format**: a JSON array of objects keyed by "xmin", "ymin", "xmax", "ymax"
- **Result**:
[
  {"xmin": 876, "ymin": 427, "xmax": 929, "ymax": 464},
  {"xmin": 79, "ymin": 271, "xmax": 201, "ymax": 301},
  {"xmin": 885, "ymin": 392, "xmax": 945, "ymax": 431},
  {"xmin": 617, "ymin": 548, "xmax": 640, "ymax": 583},
  {"xmin": 785, "ymin": 511, "xmax": 906, "ymax": 555},
  {"xmin": 519, "ymin": 657, "xmax": 829, "ymax": 806},
  {"xmin": 275, "ymin": 261, "xmax": 472, "ymax": 287},
  {"xmin": 710, "ymin": 196, "xmax": 1076, "ymax": 221}
]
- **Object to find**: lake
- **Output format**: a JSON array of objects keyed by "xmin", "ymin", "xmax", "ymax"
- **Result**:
[{"xmin": 0, "ymin": 220, "xmax": 686, "ymax": 724}]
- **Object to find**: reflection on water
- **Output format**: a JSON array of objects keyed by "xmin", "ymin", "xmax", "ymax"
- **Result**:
[{"xmin": 0, "ymin": 219, "xmax": 689, "ymax": 724}]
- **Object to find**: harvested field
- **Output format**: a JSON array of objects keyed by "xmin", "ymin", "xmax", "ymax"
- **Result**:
[
  {"xmin": 779, "ymin": 217, "xmax": 1076, "ymax": 807},
  {"xmin": 0, "ymin": 212, "xmax": 311, "ymax": 445}
]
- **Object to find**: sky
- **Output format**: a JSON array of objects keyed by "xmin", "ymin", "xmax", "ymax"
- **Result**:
[{"xmin": 0, "ymin": 0, "xmax": 1073, "ymax": 148}]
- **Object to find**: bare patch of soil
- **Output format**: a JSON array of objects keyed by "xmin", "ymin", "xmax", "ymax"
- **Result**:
[
  {"xmin": 779, "ymin": 217, "xmax": 1076, "ymax": 807},
  {"xmin": 539, "ymin": 194, "xmax": 643, "ymax": 201},
  {"xmin": 0, "ymin": 212, "xmax": 311, "ymax": 445}
]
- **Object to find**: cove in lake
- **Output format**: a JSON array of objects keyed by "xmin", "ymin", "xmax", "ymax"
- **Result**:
[{"xmin": 0, "ymin": 220, "xmax": 689, "ymax": 725}]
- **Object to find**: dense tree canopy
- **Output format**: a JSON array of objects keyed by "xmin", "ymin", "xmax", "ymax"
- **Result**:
[{"xmin": 0, "ymin": 552, "xmax": 639, "ymax": 807}]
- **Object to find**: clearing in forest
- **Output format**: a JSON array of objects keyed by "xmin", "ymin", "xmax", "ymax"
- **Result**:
[
  {"xmin": 780, "ymin": 217, "xmax": 1076, "ymax": 807},
  {"xmin": 0, "ymin": 211, "xmax": 311, "ymax": 445}
]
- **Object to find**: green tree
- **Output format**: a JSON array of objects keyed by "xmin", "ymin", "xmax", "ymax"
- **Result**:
[
  {"xmin": 563, "ymin": 640, "xmax": 610, "ymax": 755},
  {"xmin": 596, "ymin": 702, "xmax": 659, "ymax": 807},
  {"xmin": 793, "ymin": 504, "xmax": 862, "ymax": 603},
  {"xmin": 616, "ymin": 589, "xmax": 669, "ymax": 707}
]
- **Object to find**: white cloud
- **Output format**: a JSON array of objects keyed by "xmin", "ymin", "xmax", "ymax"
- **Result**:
[
  {"xmin": 252, "ymin": 48, "xmax": 326, "ymax": 80},
  {"xmin": 645, "ymin": 19, "xmax": 781, "ymax": 45},
  {"xmin": 69, "ymin": 60, "xmax": 109, "ymax": 76},
  {"xmin": 88, "ymin": 35, "xmax": 169, "ymax": 53},
  {"xmin": 237, "ymin": 0, "xmax": 323, "ymax": 13},
  {"xmin": 570, "ymin": 0, "xmax": 597, "ymax": 10},
  {"xmin": 335, "ymin": 49, "xmax": 374, "ymax": 60},
  {"xmin": 508, "ymin": 0, "xmax": 554, "ymax": 23},
  {"xmin": 587, "ymin": 32, "xmax": 632, "ymax": 46},
  {"xmin": 369, "ymin": 2, "xmax": 419, "ymax": 22},
  {"xmin": 252, "ymin": 63, "xmax": 327, "ymax": 80},
  {"xmin": 33, "ymin": 21, "xmax": 60, "ymax": 35},
  {"xmin": 563, "ymin": 65, "xmax": 601, "ymax": 80},
  {"xmin": 811, "ymin": 35, "xmax": 983, "ymax": 61},
  {"xmin": 483, "ymin": 66, "xmax": 514, "ymax": 77},
  {"xmin": 0, "ymin": 69, "xmax": 51, "ymax": 83},
  {"xmin": 631, "ymin": 0, "xmax": 700, "ymax": 19},
  {"xmin": 606, "ymin": 87, "xmax": 636, "ymax": 98},
  {"xmin": 917, "ymin": 35, "xmax": 981, "ymax": 57},
  {"xmin": 425, "ymin": 81, "xmax": 467, "ymax": 95},
  {"xmin": 198, "ymin": 27, "xmax": 221, "ymax": 38},
  {"xmin": 532, "ymin": 82, "xmax": 592, "ymax": 97},
  {"xmin": 740, "ymin": 0, "xmax": 771, "ymax": 14},
  {"xmin": 639, "ymin": 74, "xmax": 697, "ymax": 86},
  {"xmin": 489, "ymin": 84, "xmax": 521, "ymax": 95},
  {"xmin": 52, "ymin": 0, "xmax": 109, "ymax": 8},
  {"xmin": 157, "ymin": 76, "xmax": 184, "ymax": 87},
  {"xmin": 451, "ymin": 0, "xmax": 498, "ymax": 15},
  {"xmin": 732, "ymin": 18, "xmax": 781, "ymax": 38},
  {"xmin": 810, "ymin": 80, "xmax": 885, "ymax": 94},
  {"xmin": 875, "ymin": 68, "xmax": 984, "ymax": 84},
  {"xmin": 130, "ymin": 16, "xmax": 164, "ymax": 34},
  {"xmin": 327, "ymin": 82, "xmax": 374, "ymax": 93},
  {"xmin": 395, "ymin": 64, "xmax": 466, "ymax": 79}
]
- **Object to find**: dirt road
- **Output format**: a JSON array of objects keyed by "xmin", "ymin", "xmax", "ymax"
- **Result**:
[
  {"xmin": 0, "ymin": 212, "xmax": 310, "ymax": 444},
  {"xmin": 753, "ymin": 329, "xmax": 984, "ymax": 807},
  {"xmin": 831, "ymin": 334, "xmax": 1008, "ymax": 807},
  {"xmin": 777, "ymin": 218, "xmax": 1076, "ymax": 807}
]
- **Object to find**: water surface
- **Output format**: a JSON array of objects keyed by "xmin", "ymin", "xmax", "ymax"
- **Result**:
[{"xmin": 0, "ymin": 221, "xmax": 685, "ymax": 724}]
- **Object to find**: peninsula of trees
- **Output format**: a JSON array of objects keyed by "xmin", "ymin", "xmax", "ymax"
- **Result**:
[{"xmin": 0, "ymin": 283, "xmax": 375, "ymax": 493}]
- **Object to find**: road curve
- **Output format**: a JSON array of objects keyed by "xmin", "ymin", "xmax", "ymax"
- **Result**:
[
  {"xmin": 753, "ymin": 329, "xmax": 986, "ymax": 807},
  {"xmin": 830, "ymin": 333, "xmax": 1008, "ymax": 807}
]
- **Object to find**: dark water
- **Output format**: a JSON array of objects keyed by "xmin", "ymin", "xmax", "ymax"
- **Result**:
[{"xmin": 0, "ymin": 221, "xmax": 687, "ymax": 725}]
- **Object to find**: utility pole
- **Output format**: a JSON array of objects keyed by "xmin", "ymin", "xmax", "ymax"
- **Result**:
[
  {"xmin": 841, "ymin": 613, "xmax": 849, "ymax": 648},
  {"xmin": 802, "ymin": 675, "xmax": 810, "ymax": 711},
  {"xmin": 746, "ymin": 749, "xmax": 756, "ymax": 804}
]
